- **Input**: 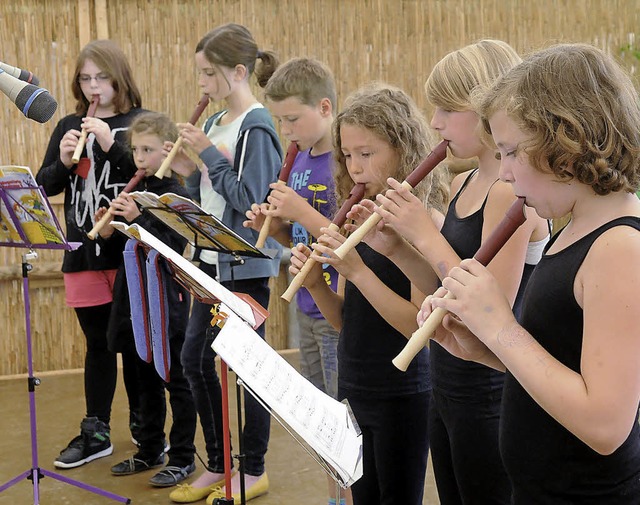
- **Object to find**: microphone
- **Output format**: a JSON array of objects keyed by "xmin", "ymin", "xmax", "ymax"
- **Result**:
[
  {"xmin": 0, "ymin": 61, "xmax": 40, "ymax": 85},
  {"xmin": 0, "ymin": 68, "xmax": 57, "ymax": 123}
]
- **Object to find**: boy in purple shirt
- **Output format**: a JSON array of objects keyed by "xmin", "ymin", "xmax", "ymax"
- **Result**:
[{"xmin": 244, "ymin": 57, "xmax": 350, "ymax": 505}]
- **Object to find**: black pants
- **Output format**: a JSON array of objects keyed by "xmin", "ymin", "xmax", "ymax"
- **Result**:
[
  {"xmin": 341, "ymin": 390, "xmax": 430, "ymax": 505},
  {"xmin": 181, "ymin": 270, "xmax": 271, "ymax": 476},
  {"xmin": 429, "ymin": 388, "xmax": 511, "ymax": 505},
  {"xmin": 132, "ymin": 328, "xmax": 197, "ymax": 467},
  {"xmin": 75, "ymin": 303, "xmax": 116, "ymax": 424}
]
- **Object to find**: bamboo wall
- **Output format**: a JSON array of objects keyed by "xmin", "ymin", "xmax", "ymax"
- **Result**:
[{"xmin": 1, "ymin": 0, "xmax": 639, "ymax": 375}]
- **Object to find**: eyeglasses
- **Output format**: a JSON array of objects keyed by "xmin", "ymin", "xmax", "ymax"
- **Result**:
[{"xmin": 78, "ymin": 73, "xmax": 111, "ymax": 83}]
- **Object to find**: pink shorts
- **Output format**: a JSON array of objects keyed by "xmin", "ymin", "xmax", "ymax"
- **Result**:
[{"xmin": 64, "ymin": 270, "xmax": 118, "ymax": 308}]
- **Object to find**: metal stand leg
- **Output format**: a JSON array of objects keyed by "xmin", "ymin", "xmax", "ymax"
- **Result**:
[
  {"xmin": 213, "ymin": 257, "xmax": 247, "ymax": 505},
  {"xmin": 235, "ymin": 375, "xmax": 246, "ymax": 504},
  {"xmin": 212, "ymin": 360, "xmax": 235, "ymax": 504},
  {"xmin": 0, "ymin": 252, "xmax": 130, "ymax": 504}
]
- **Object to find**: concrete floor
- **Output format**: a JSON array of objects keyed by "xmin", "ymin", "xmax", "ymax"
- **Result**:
[{"xmin": 0, "ymin": 355, "xmax": 440, "ymax": 504}]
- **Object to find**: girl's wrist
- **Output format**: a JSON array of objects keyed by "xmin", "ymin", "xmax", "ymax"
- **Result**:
[
  {"xmin": 491, "ymin": 320, "xmax": 532, "ymax": 351},
  {"xmin": 386, "ymin": 238, "xmax": 409, "ymax": 261},
  {"xmin": 101, "ymin": 138, "xmax": 115, "ymax": 153},
  {"xmin": 346, "ymin": 262, "xmax": 367, "ymax": 286},
  {"xmin": 411, "ymin": 234, "xmax": 430, "ymax": 255}
]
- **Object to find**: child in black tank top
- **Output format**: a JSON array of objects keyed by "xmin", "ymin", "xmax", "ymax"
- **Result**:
[
  {"xmin": 423, "ymin": 43, "xmax": 640, "ymax": 504},
  {"xmin": 289, "ymin": 83, "xmax": 449, "ymax": 505},
  {"xmin": 348, "ymin": 40, "xmax": 548, "ymax": 504}
]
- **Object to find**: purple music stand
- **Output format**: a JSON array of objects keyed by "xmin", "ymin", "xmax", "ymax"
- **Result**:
[{"xmin": 0, "ymin": 183, "xmax": 130, "ymax": 504}]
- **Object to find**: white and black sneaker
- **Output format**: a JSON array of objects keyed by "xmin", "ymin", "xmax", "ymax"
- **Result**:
[{"xmin": 54, "ymin": 416, "xmax": 113, "ymax": 469}]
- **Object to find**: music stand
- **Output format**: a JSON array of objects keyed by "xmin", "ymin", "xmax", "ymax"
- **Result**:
[
  {"xmin": 111, "ymin": 210, "xmax": 274, "ymax": 505},
  {"xmin": 113, "ymin": 222, "xmax": 363, "ymax": 504},
  {"xmin": 210, "ymin": 310, "xmax": 363, "ymax": 493},
  {"xmin": 0, "ymin": 166, "xmax": 131, "ymax": 504}
]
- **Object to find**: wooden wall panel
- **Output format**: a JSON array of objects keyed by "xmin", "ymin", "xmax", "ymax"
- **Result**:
[{"xmin": 0, "ymin": 0, "xmax": 639, "ymax": 374}]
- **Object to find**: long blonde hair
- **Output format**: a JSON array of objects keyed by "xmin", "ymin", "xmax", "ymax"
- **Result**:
[{"xmin": 425, "ymin": 39, "xmax": 521, "ymax": 112}]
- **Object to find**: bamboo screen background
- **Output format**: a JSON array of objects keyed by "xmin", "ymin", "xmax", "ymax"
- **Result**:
[{"xmin": 0, "ymin": 0, "xmax": 638, "ymax": 375}]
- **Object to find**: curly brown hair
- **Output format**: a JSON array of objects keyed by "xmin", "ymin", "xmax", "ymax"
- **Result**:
[
  {"xmin": 332, "ymin": 83, "xmax": 449, "ymax": 214},
  {"xmin": 479, "ymin": 43, "xmax": 640, "ymax": 195}
]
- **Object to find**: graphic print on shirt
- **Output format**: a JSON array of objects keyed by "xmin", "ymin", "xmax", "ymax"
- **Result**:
[
  {"xmin": 69, "ymin": 127, "xmax": 129, "ymax": 254},
  {"xmin": 289, "ymin": 168, "xmax": 333, "ymax": 288}
]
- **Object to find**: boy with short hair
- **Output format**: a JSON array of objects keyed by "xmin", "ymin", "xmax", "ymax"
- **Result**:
[
  {"xmin": 244, "ymin": 57, "xmax": 349, "ymax": 505},
  {"xmin": 98, "ymin": 111, "xmax": 197, "ymax": 488}
]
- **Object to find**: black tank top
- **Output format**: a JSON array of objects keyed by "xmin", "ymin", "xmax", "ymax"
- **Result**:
[
  {"xmin": 501, "ymin": 216, "xmax": 640, "ymax": 503},
  {"xmin": 432, "ymin": 170, "xmax": 505, "ymax": 399},
  {"xmin": 338, "ymin": 243, "xmax": 430, "ymax": 397}
]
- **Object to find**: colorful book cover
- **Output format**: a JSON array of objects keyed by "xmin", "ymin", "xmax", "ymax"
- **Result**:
[{"xmin": 0, "ymin": 166, "xmax": 65, "ymax": 246}]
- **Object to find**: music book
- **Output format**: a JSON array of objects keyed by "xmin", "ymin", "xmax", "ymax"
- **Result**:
[
  {"xmin": 212, "ymin": 309, "xmax": 363, "ymax": 488},
  {"xmin": 0, "ymin": 165, "xmax": 70, "ymax": 247},
  {"xmin": 127, "ymin": 191, "xmax": 269, "ymax": 258}
]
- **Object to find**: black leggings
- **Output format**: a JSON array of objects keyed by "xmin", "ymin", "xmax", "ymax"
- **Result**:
[
  {"xmin": 75, "ymin": 303, "xmax": 139, "ymax": 425},
  {"xmin": 429, "ymin": 388, "xmax": 511, "ymax": 504},
  {"xmin": 134, "ymin": 331, "xmax": 196, "ymax": 466},
  {"xmin": 121, "ymin": 350, "xmax": 140, "ymax": 416},
  {"xmin": 342, "ymin": 390, "xmax": 430, "ymax": 505}
]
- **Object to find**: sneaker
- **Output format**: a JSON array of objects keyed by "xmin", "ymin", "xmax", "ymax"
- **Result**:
[
  {"xmin": 54, "ymin": 417, "xmax": 113, "ymax": 469},
  {"xmin": 149, "ymin": 461, "xmax": 196, "ymax": 487},
  {"xmin": 111, "ymin": 453, "xmax": 165, "ymax": 476}
]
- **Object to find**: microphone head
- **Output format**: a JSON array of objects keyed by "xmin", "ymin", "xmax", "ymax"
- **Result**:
[{"xmin": 15, "ymin": 84, "xmax": 58, "ymax": 123}]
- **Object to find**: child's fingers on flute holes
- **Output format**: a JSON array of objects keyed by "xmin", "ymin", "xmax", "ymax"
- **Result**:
[
  {"xmin": 319, "ymin": 226, "xmax": 346, "ymax": 242},
  {"xmin": 289, "ymin": 244, "xmax": 311, "ymax": 267},
  {"xmin": 347, "ymin": 202, "xmax": 373, "ymax": 223},
  {"xmin": 417, "ymin": 297, "xmax": 431, "ymax": 326}
]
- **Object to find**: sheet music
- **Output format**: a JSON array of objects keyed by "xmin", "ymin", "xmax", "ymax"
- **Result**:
[
  {"xmin": 212, "ymin": 310, "xmax": 363, "ymax": 486},
  {"xmin": 128, "ymin": 191, "xmax": 266, "ymax": 257},
  {"xmin": 110, "ymin": 222, "xmax": 256, "ymax": 327}
]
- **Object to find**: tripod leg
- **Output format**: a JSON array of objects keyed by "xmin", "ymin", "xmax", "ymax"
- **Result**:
[
  {"xmin": 40, "ymin": 469, "xmax": 131, "ymax": 503},
  {"xmin": 0, "ymin": 470, "xmax": 32, "ymax": 493},
  {"xmin": 0, "ymin": 253, "xmax": 131, "ymax": 504}
]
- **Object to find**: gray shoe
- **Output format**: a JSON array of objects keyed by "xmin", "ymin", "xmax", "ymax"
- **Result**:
[
  {"xmin": 111, "ymin": 453, "xmax": 165, "ymax": 475},
  {"xmin": 148, "ymin": 461, "xmax": 196, "ymax": 487},
  {"xmin": 54, "ymin": 417, "xmax": 113, "ymax": 469}
]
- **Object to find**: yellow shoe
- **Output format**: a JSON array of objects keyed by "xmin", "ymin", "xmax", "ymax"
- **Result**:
[
  {"xmin": 169, "ymin": 475, "xmax": 227, "ymax": 503},
  {"xmin": 206, "ymin": 473, "xmax": 269, "ymax": 504}
]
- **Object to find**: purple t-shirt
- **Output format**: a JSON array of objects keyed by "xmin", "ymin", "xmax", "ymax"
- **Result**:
[{"xmin": 288, "ymin": 149, "xmax": 338, "ymax": 318}]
